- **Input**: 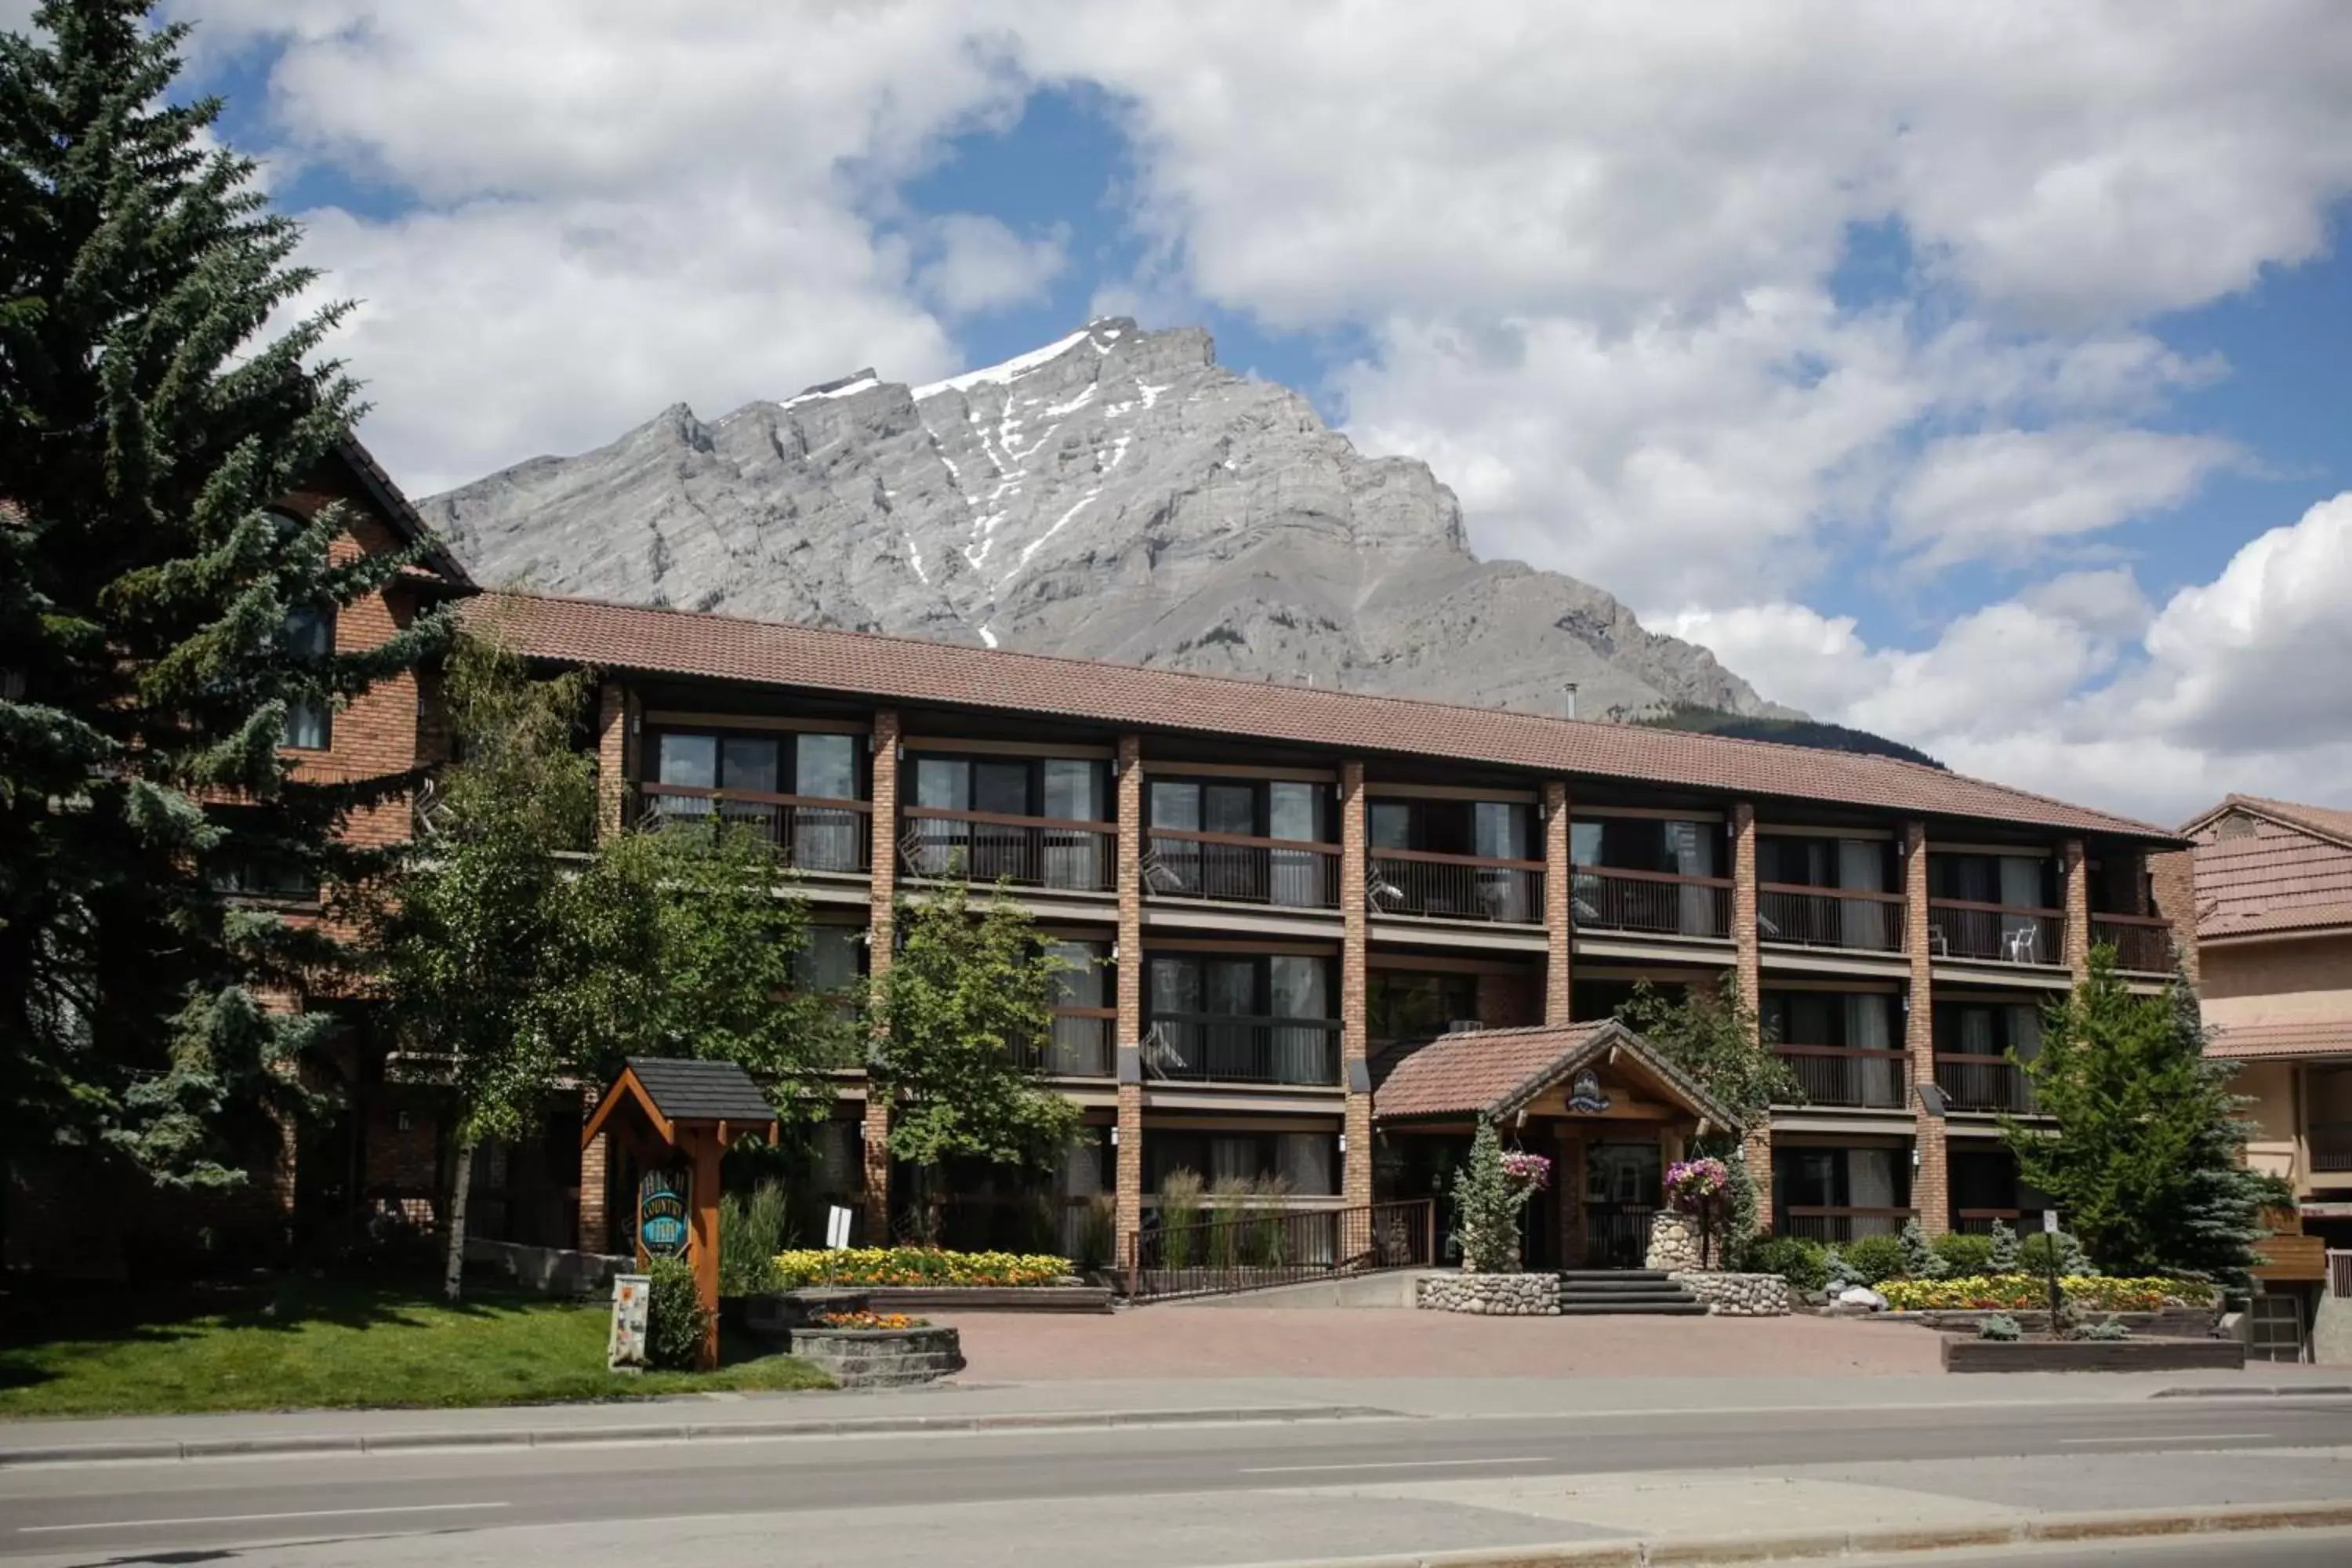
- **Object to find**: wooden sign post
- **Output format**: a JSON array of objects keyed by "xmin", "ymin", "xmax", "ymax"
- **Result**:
[{"xmin": 583, "ymin": 1058, "xmax": 777, "ymax": 1370}]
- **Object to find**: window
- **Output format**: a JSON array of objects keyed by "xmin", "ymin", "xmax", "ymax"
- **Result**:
[
  {"xmin": 1367, "ymin": 798, "xmax": 1530, "ymax": 858},
  {"xmin": 907, "ymin": 753, "xmax": 1109, "ymax": 886},
  {"xmin": 1932, "ymin": 1000, "xmax": 2044, "ymax": 1062},
  {"xmin": 1570, "ymin": 816, "xmax": 1718, "ymax": 875},
  {"xmin": 793, "ymin": 924, "xmax": 863, "ymax": 1024},
  {"xmin": 1368, "ymin": 971, "xmax": 1478, "ymax": 1040},
  {"xmin": 1145, "ymin": 1130, "xmax": 1338, "ymax": 1196},
  {"xmin": 1045, "ymin": 939, "xmax": 1112, "ymax": 1075},
  {"xmin": 1148, "ymin": 775, "xmax": 1333, "ymax": 904},
  {"xmin": 1929, "ymin": 852, "xmax": 2053, "ymax": 909},
  {"xmin": 648, "ymin": 727, "xmax": 866, "ymax": 868},
  {"xmin": 1144, "ymin": 953, "xmax": 1339, "ymax": 1084},
  {"xmin": 280, "ymin": 605, "xmax": 334, "ymax": 750}
]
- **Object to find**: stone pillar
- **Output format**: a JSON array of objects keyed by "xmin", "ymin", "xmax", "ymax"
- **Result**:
[
  {"xmin": 1544, "ymin": 780, "xmax": 1572, "ymax": 1024},
  {"xmin": 2062, "ymin": 837, "xmax": 2092, "ymax": 978},
  {"xmin": 578, "ymin": 1084, "xmax": 608, "ymax": 1254},
  {"xmin": 1114, "ymin": 734, "xmax": 1146, "ymax": 1262},
  {"xmin": 1903, "ymin": 819, "xmax": 1947, "ymax": 1235},
  {"xmin": 595, "ymin": 681, "xmax": 636, "ymax": 840},
  {"xmin": 1340, "ymin": 760, "xmax": 1373, "ymax": 1209},
  {"xmin": 2148, "ymin": 847, "xmax": 2198, "ymax": 984},
  {"xmin": 862, "ymin": 708, "xmax": 901, "ymax": 1242}
]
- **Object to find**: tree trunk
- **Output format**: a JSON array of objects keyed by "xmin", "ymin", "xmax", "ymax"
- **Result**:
[{"xmin": 443, "ymin": 1138, "xmax": 475, "ymax": 1302}]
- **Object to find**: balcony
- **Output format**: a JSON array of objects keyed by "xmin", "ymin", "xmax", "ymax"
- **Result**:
[
  {"xmin": 2312, "ymin": 1120, "xmax": 2352, "ymax": 1174},
  {"xmin": 1936, "ymin": 1054, "xmax": 2037, "ymax": 1113},
  {"xmin": 1369, "ymin": 851, "xmax": 1544, "ymax": 925},
  {"xmin": 1759, "ymin": 884, "xmax": 1905, "ymax": 953},
  {"xmin": 1781, "ymin": 1207, "xmax": 1914, "ymax": 1242},
  {"xmin": 1927, "ymin": 899, "xmax": 2063, "ymax": 966},
  {"xmin": 1143, "ymin": 831, "xmax": 1339, "ymax": 909},
  {"xmin": 1142, "ymin": 1014, "xmax": 1342, "ymax": 1087},
  {"xmin": 2092, "ymin": 913, "xmax": 2174, "ymax": 975},
  {"xmin": 1952, "ymin": 1207, "xmax": 2023, "ymax": 1236},
  {"xmin": 635, "ymin": 783, "xmax": 870, "ymax": 873},
  {"xmin": 1011, "ymin": 1010, "xmax": 1116, "ymax": 1078},
  {"xmin": 1571, "ymin": 866, "xmax": 1732, "ymax": 940},
  {"xmin": 1774, "ymin": 1044, "xmax": 1907, "ymax": 1109},
  {"xmin": 900, "ymin": 807, "xmax": 1115, "ymax": 892}
]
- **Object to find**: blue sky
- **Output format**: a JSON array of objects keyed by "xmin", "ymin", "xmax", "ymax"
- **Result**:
[{"xmin": 100, "ymin": 2, "xmax": 2352, "ymax": 819}]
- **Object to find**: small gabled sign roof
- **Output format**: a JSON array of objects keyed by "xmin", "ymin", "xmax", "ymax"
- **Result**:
[
  {"xmin": 581, "ymin": 1057, "xmax": 776, "ymax": 1149},
  {"xmin": 1370, "ymin": 1018, "xmax": 1743, "ymax": 1134}
]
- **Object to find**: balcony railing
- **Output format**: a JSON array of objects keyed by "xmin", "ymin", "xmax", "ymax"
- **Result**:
[
  {"xmin": 1936, "ymin": 1054, "xmax": 2037, "ymax": 1113},
  {"xmin": 1782, "ymin": 1206, "xmax": 1915, "ymax": 1242},
  {"xmin": 1952, "ymin": 1207, "xmax": 2023, "ymax": 1236},
  {"xmin": 2092, "ymin": 913, "xmax": 2174, "ymax": 975},
  {"xmin": 1927, "ymin": 900, "xmax": 2063, "ymax": 966},
  {"xmin": 1011, "ymin": 1009, "xmax": 1116, "ymax": 1078},
  {"xmin": 899, "ymin": 807, "xmax": 1116, "ymax": 892},
  {"xmin": 1759, "ymin": 884, "xmax": 1906, "ymax": 953},
  {"xmin": 1129, "ymin": 1199, "xmax": 1435, "ymax": 1301},
  {"xmin": 1773, "ymin": 1044, "xmax": 1907, "ymax": 1109},
  {"xmin": 1369, "ymin": 851, "xmax": 1545, "ymax": 925},
  {"xmin": 1142, "ymin": 1014, "xmax": 1342, "ymax": 1086},
  {"xmin": 1570, "ymin": 865, "xmax": 1732, "ymax": 940},
  {"xmin": 2312, "ymin": 1120, "xmax": 2352, "ymax": 1173},
  {"xmin": 1143, "ymin": 830, "xmax": 1339, "ymax": 909},
  {"xmin": 635, "ymin": 783, "xmax": 870, "ymax": 873}
]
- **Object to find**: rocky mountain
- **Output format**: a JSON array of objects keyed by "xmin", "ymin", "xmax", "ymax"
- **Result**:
[{"xmin": 424, "ymin": 318, "xmax": 1786, "ymax": 722}]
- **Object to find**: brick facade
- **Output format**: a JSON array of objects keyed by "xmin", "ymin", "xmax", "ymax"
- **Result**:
[
  {"xmin": 1340, "ymin": 760, "xmax": 1373, "ymax": 1208},
  {"xmin": 1543, "ymin": 780, "xmax": 1571, "ymax": 1024},
  {"xmin": 2148, "ymin": 847, "xmax": 2199, "ymax": 983},
  {"xmin": 862, "ymin": 708, "xmax": 901, "ymax": 1240},
  {"xmin": 2062, "ymin": 837, "xmax": 2092, "ymax": 978},
  {"xmin": 1903, "ymin": 820, "xmax": 1947, "ymax": 1235},
  {"xmin": 1114, "ymin": 735, "xmax": 1145, "ymax": 1258}
]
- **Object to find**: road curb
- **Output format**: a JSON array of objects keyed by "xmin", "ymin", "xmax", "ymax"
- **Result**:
[
  {"xmin": 0, "ymin": 1403, "xmax": 1402, "ymax": 1467},
  {"xmin": 2151, "ymin": 1382, "xmax": 2352, "ymax": 1398},
  {"xmin": 1265, "ymin": 1499, "xmax": 2352, "ymax": 1566}
]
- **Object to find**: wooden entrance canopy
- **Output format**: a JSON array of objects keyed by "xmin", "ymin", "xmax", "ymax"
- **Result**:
[
  {"xmin": 583, "ymin": 1057, "xmax": 778, "ymax": 1370},
  {"xmin": 1368, "ymin": 1018, "xmax": 1742, "ymax": 1135}
]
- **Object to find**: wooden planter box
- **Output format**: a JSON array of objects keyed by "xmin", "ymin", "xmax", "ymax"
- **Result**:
[
  {"xmin": 1941, "ymin": 1334, "xmax": 2245, "ymax": 1374},
  {"xmin": 787, "ymin": 1324, "xmax": 965, "ymax": 1388}
]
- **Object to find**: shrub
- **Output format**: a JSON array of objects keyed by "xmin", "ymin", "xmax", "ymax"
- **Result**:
[
  {"xmin": 1899, "ymin": 1218, "xmax": 1950, "ymax": 1279},
  {"xmin": 2069, "ymin": 1319, "xmax": 2130, "ymax": 1341},
  {"xmin": 1746, "ymin": 1234, "xmax": 1829, "ymax": 1294},
  {"xmin": 719, "ymin": 1182, "xmax": 789, "ymax": 1297},
  {"xmin": 1075, "ymin": 1194, "xmax": 1116, "ymax": 1275},
  {"xmin": 1841, "ymin": 1233, "xmax": 1909, "ymax": 1285},
  {"xmin": 1931, "ymin": 1232, "xmax": 1997, "ymax": 1276},
  {"xmin": 769, "ymin": 1247, "xmax": 1072, "ymax": 1289},
  {"xmin": 1824, "ymin": 1246, "xmax": 1860, "ymax": 1290},
  {"xmin": 1159, "ymin": 1169, "xmax": 1205, "ymax": 1270},
  {"xmin": 1207, "ymin": 1174, "xmax": 1251, "ymax": 1269},
  {"xmin": 2019, "ymin": 1230, "xmax": 2094, "ymax": 1277},
  {"xmin": 1988, "ymin": 1219, "xmax": 2020, "ymax": 1271},
  {"xmin": 1452, "ymin": 1121, "xmax": 1531, "ymax": 1273},
  {"xmin": 1978, "ymin": 1313, "xmax": 2021, "ymax": 1341},
  {"xmin": 646, "ymin": 1255, "xmax": 710, "ymax": 1370},
  {"xmin": 1878, "ymin": 1274, "xmax": 2214, "ymax": 1312}
]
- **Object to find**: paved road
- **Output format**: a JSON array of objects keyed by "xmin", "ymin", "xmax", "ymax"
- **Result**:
[{"xmin": 3, "ymin": 1395, "xmax": 2347, "ymax": 1565}]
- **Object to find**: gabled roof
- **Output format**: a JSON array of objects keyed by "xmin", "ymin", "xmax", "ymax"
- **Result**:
[
  {"xmin": 2207, "ymin": 1019, "xmax": 2352, "ymax": 1061},
  {"xmin": 581, "ymin": 1057, "xmax": 776, "ymax": 1148},
  {"xmin": 333, "ymin": 435, "xmax": 473, "ymax": 586},
  {"xmin": 2184, "ymin": 795, "xmax": 2352, "ymax": 940},
  {"xmin": 1370, "ymin": 1018, "xmax": 1742, "ymax": 1131},
  {"xmin": 458, "ymin": 589, "xmax": 2177, "ymax": 842}
]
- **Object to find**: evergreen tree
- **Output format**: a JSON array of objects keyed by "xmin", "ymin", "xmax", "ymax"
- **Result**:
[
  {"xmin": 1899, "ymin": 1216, "xmax": 1950, "ymax": 1279},
  {"xmin": 2002, "ymin": 952, "xmax": 2286, "ymax": 1286},
  {"xmin": 0, "ymin": 3, "xmax": 443, "ymax": 1230},
  {"xmin": 1988, "ymin": 1218, "xmax": 2020, "ymax": 1272},
  {"xmin": 1450, "ymin": 1120, "xmax": 1527, "ymax": 1273}
]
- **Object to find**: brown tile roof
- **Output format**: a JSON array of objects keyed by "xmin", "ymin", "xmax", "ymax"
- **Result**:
[
  {"xmin": 2187, "ymin": 796, "xmax": 2352, "ymax": 938},
  {"xmin": 2207, "ymin": 1019, "xmax": 2352, "ymax": 1061},
  {"xmin": 1369, "ymin": 1018, "xmax": 1740, "ymax": 1129},
  {"xmin": 461, "ymin": 589, "xmax": 2177, "ymax": 840}
]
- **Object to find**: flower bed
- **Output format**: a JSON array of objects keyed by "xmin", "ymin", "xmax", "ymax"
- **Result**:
[
  {"xmin": 815, "ymin": 1310, "xmax": 927, "ymax": 1330},
  {"xmin": 1878, "ymin": 1274, "xmax": 2215, "ymax": 1312},
  {"xmin": 771, "ymin": 1248, "xmax": 1072, "ymax": 1289}
]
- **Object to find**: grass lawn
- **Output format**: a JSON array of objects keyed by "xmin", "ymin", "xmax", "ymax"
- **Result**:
[{"xmin": 0, "ymin": 1277, "xmax": 831, "ymax": 1418}]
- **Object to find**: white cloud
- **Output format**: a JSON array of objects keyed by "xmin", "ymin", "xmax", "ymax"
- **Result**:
[
  {"xmin": 917, "ymin": 214, "xmax": 1068, "ymax": 317},
  {"xmin": 1889, "ymin": 427, "xmax": 2237, "ymax": 569}
]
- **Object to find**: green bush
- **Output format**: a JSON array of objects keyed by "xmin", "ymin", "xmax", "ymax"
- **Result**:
[
  {"xmin": 2070, "ymin": 1319, "xmax": 2130, "ymax": 1341},
  {"xmin": 1075, "ymin": 1194, "xmax": 1116, "ymax": 1275},
  {"xmin": 2019, "ymin": 1229, "xmax": 2094, "ymax": 1276},
  {"xmin": 1931, "ymin": 1232, "xmax": 1997, "ymax": 1276},
  {"xmin": 719, "ymin": 1182, "xmax": 789, "ymax": 1296},
  {"xmin": 646, "ymin": 1256, "xmax": 710, "ymax": 1370},
  {"xmin": 1899, "ymin": 1218, "xmax": 1950, "ymax": 1279},
  {"xmin": 1745, "ymin": 1234, "xmax": 1828, "ymax": 1293},
  {"xmin": 1159, "ymin": 1168, "xmax": 1204, "ymax": 1270},
  {"xmin": 1977, "ymin": 1312, "xmax": 2020, "ymax": 1341},
  {"xmin": 1841, "ymin": 1232, "xmax": 1909, "ymax": 1285}
]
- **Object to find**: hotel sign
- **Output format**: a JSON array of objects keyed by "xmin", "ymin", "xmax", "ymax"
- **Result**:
[
  {"xmin": 638, "ymin": 1168, "xmax": 691, "ymax": 1258},
  {"xmin": 1566, "ymin": 1069, "xmax": 1612, "ymax": 1115}
]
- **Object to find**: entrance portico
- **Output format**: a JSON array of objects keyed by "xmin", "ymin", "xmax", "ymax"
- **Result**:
[{"xmin": 1369, "ymin": 1019, "xmax": 1742, "ymax": 1269}]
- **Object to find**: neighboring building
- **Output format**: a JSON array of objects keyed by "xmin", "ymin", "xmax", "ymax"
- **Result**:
[{"xmin": 2187, "ymin": 795, "xmax": 2352, "ymax": 1253}]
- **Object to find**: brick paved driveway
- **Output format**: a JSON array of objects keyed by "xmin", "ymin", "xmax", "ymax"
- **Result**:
[{"xmin": 931, "ymin": 1306, "xmax": 1943, "ymax": 1380}]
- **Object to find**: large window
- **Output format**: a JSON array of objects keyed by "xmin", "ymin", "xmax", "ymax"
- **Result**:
[
  {"xmin": 1044, "ymin": 938, "xmax": 1112, "ymax": 1075},
  {"xmin": 648, "ymin": 727, "xmax": 863, "ymax": 869},
  {"xmin": 1367, "ymin": 970, "xmax": 1478, "ymax": 1040},
  {"xmin": 793, "ymin": 924, "xmax": 864, "ymax": 1032},
  {"xmin": 1148, "ymin": 775, "xmax": 1332, "ymax": 904},
  {"xmin": 1570, "ymin": 817, "xmax": 1725, "ymax": 936},
  {"xmin": 1145, "ymin": 1130, "xmax": 1338, "ymax": 1196},
  {"xmin": 280, "ymin": 604, "xmax": 334, "ymax": 750},
  {"xmin": 1929, "ymin": 851, "xmax": 2053, "ymax": 909},
  {"xmin": 1143, "ymin": 953, "xmax": 1338, "ymax": 1084},
  {"xmin": 1773, "ymin": 1145, "xmax": 1910, "ymax": 1237},
  {"xmin": 907, "ymin": 753, "xmax": 1109, "ymax": 887}
]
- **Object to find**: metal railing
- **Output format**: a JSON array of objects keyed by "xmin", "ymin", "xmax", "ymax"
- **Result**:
[
  {"xmin": 2312, "ymin": 1120, "xmax": 2352, "ymax": 1173},
  {"xmin": 1369, "ymin": 851, "xmax": 1545, "ymax": 925},
  {"xmin": 1582, "ymin": 1202, "xmax": 1657, "ymax": 1269},
  {"xmin": 1009, "ymin": 1010, "xmax": 1116, "ymax": 1078},
  {"xmin": 1127, "ymin": 1198, "xmax": 1435, "ymax": 1301},
  {"xmin": 1927, "ymin": 899, "xmax": 2064, "ymax": 965},
  {"xmin": 1570, "ymin": 865, "xmax": 1732, "ymax": 939},
  {"xmin": 1952, "ymin": 1207, "xmax": 2023, "ymax": 1235},
  {"xmin": 2329, "ymin": 1250, "xmax": 2351, "ymax": 1300},
  {"xmin": 1142, "ymin": 1014, "xmax": 1342, "ymax": 1086},
  {"xmin": 2092, "ymin": 914, "xmax": 2174, "ymax": 974},
  {"xmin": 899, "ymin": 806, "xmax": 1116, "ymax": 891},
  {"xmin": 636, "ymin": 783, "xmax": 871, "ymax": 873},
  {"xmin": 1144, "ymin": 830, "xmax": 1340, "ymax": 908},
  {"xmin": 1774, "ymin": 1044, "xmax": 1907, "ymax": 1109},
  {"xmin": 1758, "ymin": 884, "xmax": 1906, "ymax": 953},
  {"xmin": 1936, "ymin": 1054, "xmax": 2037, "ymax": 1113},
  {"xmin": 1781, "ymin": 1206, "xmax": 1915, "ymax": 1242}
]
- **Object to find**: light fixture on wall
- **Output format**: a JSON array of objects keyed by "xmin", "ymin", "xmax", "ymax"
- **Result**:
[
  {"xmin": 1338, "ymin": 1133, "xmax": 1348, "ymax": 1154},
  {"xmin": 1109, "ymin": 1126, "xmax": 1120, "ymax": 1147}
]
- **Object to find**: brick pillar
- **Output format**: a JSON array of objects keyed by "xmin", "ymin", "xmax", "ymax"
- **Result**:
[
  {"xmin": 2062, "ymin": 837, "xmax": 2092, "ymax": 979},
  {"xmin": 862, "ymin": 708, "xmax": 901, "ymax": 1241},
  {"xmin": 2147, "ymin": 847, "xmax": 2198, "ymax": 984},
  {"xmin": 1544, "ymin": 780, "xmax": 1572, "ymax": 1023},
  {"xmin": 1730, "ymin": 802, "xmax": 1770, "ymax": 1229},
  {"xmin": 1903, "ymin": 819, "xmax": 1947, "ymax": 1235},
  {"xmin": 578, "ymin": 1084, "xmax": 608, "ymax": 1254},
  {"xmin": 595, "ymin": 681, "xmax": 635, "ymax": 840},
  {"xmin": 1114, "ymin": 734, "xmax": 1145, "ymax": 1263},
  {"xmin": 1340, "ymin": 760, "xmax": 1373, "ymax": 1209}
]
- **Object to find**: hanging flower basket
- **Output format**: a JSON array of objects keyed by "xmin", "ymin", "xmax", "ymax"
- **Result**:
[
  {"xmin": 1664, "ymin": 1156, "xmax": 1732, "ymax": 1270},
  {"xmin": 1500, "ymin": 1150, "xmax": 1552, "ymax": 1193}
]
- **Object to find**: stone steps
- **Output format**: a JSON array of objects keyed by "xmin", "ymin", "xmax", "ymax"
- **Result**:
[{"xmin": 1555, "ymin": 1269, "xmax": 1707, "ymax": 1316}]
